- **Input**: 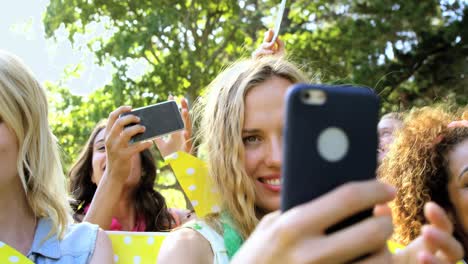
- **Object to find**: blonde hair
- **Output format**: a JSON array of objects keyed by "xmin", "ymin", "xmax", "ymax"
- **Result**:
[
  {"xmin": 379, "ymin": 105, "xmax": 468, "ymax": 245},
  {"xmin": 194, "ymin": 57, "xmax": 309, "ymax": 238},
  {"xmin": 380, "ymin": 112, "xmax": 404, "ymax": 122},
  {"xmin": 0, "ymin": 50, "xmax": 71, "ymax": 238}
]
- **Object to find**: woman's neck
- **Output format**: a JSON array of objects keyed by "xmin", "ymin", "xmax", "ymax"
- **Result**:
[
  {"xmin": 255, "ymin": 207, "xmax": 269, "ymax": 220},
  {"xmin": 113, "ymin": 188, "xmax": 137, "ymax": 230},
  {"xmin": 0, "ymin": 179, "xmax": 37, "ymax": 255}
]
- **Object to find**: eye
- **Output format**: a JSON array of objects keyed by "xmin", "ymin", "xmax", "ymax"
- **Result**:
[
  {"xmin": 95, "ymin": 145, "xmax": 105, "ymax": 152},
  {"xmin": 379, "ymin": 131, "xmax": 391, "ymax": 137},
  {"xmin": 243, "ymin": 135, "xmax": 261, "ymax": 144}
]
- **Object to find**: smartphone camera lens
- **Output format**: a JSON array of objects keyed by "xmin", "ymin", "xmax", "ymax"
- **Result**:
[{"xmin": 301, "ymin": 90, "xmax": 326, "ymax": 105}]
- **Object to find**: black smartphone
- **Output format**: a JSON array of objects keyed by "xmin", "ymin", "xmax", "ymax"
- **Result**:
[
  {"xmin": 281, "ymin": 83, "xmax": 379, "ymax": 233},
  {"xmin": 120, "ymin": 101, "xmax": 185, "ymax": 143}
]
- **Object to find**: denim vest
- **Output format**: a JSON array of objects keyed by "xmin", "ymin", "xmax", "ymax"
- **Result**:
[{"xmin": 27, "ymin": 218, "xmax": 99, "ymax": 263}]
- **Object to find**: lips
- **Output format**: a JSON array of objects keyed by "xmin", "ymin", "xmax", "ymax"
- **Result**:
[{"xmin": 258, "ymin": 175, "xmax": 281, "ymax": 192}]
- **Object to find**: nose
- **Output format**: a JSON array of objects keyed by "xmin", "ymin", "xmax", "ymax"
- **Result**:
[{"xmin": 265, "ymin": 136, "xmax": 282, "ymax": 168}]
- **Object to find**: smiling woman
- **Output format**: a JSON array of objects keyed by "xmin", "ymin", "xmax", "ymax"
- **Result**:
[
  {"xmin": 156, "ymin": 56, "xmax": 401, "ymax": 264},
  {"xmin": 69, "ymin": 120, "xmax": 194, "ymax": 232}
]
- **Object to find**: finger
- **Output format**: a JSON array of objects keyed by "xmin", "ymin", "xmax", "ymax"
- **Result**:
[
  {"xmin": 261, "ymin": 41, "xmax": 275, "ymax": 49},
  {"xmin": 105, "ymin": 106, "xmax": 132, "ymax": 136},
  {"xmin": 183, "ymin": 131, "xmax": 193, "ymax": 154},
  {"xmin": 417, "ymin": 251, "xmax": 441, "ymax": 264},
  {"xmin": 263, "ymin": 29, "xmax": 274, "ymax": 43},
  {"xmin": 128, "ymin": 140, "xmax": 153, "ymax": 155},
  {"xmin": 424, "ymin": 202, "xmax": 453, "ymax": 233},
  {"xmin": 121, "ymin": 124, "xmax": 146, "ymax": 144},
  {"xmin": 284, "ymin": 180, "xmax": 396, "ymax": 232},
  {"xmin": 298, "ymin": 216, "xmax": 392, "ymax": 264},
  {"xmin": 447, "ymin": 120, "xmax": 468, "ymax": 128},
  {"xmin": 353, "ymin": 246, "xmax": 392, "ymax": 264},
  {"xmin": 153, "ymin": 137, "xmax": 167, "ymax": 147},
  {"xmin": 373, "ymin": 204, "xmax": 392, "ymax": 217},
  {"xmin": 108, "ymin": 115, "xmax": 140, "ymax": 140},
  {"xmin": 422, "ymin": 225, "xmax": 464, "ymax": 263},
  {"xmin": 180, "ymin": 97, "xmax": 189, "ymax": 111},
  {"xmin": 181, "ymin": 109, "xmax": 192, "ymax": 135},
  {"xmin": 275, "ymin": 38, "xmax": 285, "ymax": 55},
  {"xmin": 322, "ymin": 215, "xmax": 393, "ymax": 263}
]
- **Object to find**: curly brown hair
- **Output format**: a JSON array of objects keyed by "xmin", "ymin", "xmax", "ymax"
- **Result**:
[{"xmin": 379, "ymin": 106, "xmax": 468, "ymax": 246}]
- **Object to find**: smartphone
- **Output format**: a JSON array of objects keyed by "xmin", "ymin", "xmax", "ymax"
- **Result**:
[
  {"xmin": 281, "ymin": 83, "xmax": 379, "ymax": 233},
  {"xmin": 120, "ymin": 101, "xmax": 184, "ymax": 143}
]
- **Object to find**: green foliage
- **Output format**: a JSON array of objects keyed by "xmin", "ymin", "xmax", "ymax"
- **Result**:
[{"xmin": 44, "ymin": 0, "xmax": 468, "ymax": 206}]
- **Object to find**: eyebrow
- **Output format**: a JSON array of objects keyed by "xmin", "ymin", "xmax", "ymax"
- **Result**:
[
  {"xmin": 242, "ymin": 129, "xmax": 260, "ymax": 134},
  {"xmin": 94, "ymin": 139, "xmax": 105, "ymax": 145}
]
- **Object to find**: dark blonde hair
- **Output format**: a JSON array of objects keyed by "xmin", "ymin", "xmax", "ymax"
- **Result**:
[
  {"xmin": 194, "ymin": 57, "xmax": 309, "ymax": 238},
  {"xmin": 379, "ymin": 106, "xmax": 468, "ymax": 245}
]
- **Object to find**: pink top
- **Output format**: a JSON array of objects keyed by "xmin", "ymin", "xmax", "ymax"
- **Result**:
[
  {"xmin": 83, "ymin": 204, "xmax": 146, "ymax": 231},
  {"xmin": 83, "ymin": 205, "xmax": 183, "ymax": 231}
]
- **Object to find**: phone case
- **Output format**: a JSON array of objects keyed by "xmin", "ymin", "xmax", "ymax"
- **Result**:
[
  {"xmin": 281, "ymin": 83, "xmax": 379, "ymax": 233},
  {"xmin": 121, "ymin": 101, "xmax": 185, "ymax": 143}
]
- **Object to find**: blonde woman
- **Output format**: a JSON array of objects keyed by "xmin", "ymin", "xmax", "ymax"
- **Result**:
[
  {"xmin": 0, "ymin": 50, "xmax": 113, "ymax": 263},
  {"xmin": 157, "ymin": 56, "xmax": 464, "ymax": 263}
]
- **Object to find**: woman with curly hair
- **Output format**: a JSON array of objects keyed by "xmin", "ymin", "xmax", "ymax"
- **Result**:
[{"xmin": 379, "ymin": 105, "xmax": 468, "ymax": 258}]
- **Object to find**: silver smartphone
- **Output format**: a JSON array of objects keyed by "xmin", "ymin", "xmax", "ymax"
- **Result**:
[{"xmin": 120, "ymin": 101, "xmax": 184, "ymax": 143}]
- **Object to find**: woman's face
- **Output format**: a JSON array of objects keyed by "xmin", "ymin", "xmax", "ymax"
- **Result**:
[
  {"xmin": 0, "ymin": 120, "xmax": 20, "ymax": 189},
  {"xmin": 377, "ymin": 117, "xmax": 403, "ymax": 162},
  {"xmin": 447, "ymin": 138, "xmax": 468, "ymax": 232},
  {"xmin": 242, "ymin": 76, "xmax": 292, "ymax": 214},
  {"xmin": 91, "ymin": 129, "xmax": 142, "ymax": 188}
]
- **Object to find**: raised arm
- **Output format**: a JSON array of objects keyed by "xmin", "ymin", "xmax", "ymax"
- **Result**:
[{"xmin": 83, "ymin": 106, "xmax": 152, "ymax": 229}]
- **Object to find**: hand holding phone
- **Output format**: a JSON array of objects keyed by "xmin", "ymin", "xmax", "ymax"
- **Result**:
[
  {"xmin": 281, "ymin": 84, "xmax": 380, "ymax": 233},
  {"xmin": 154, "ymin": 97, "xmax": 194, "ymax": 157},
  {"xmin": 120, "ymin": 101, "xmax": 185, "ymax": 143}
]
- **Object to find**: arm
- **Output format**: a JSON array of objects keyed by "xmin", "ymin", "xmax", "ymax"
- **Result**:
[
  {"xmin": 231, "ymin": 180, "xmax": 395, "ymax": 263},
  {"xmin": 158, "ymin": 228, "xmax": 213, "ymax": 264},
  {"xmin": 84, "ymin": 106, "xmax": 152, "ymax": 229},
  {"xmin": 89, "ymin": 229, "xmax": 114, "ymax": 264}
]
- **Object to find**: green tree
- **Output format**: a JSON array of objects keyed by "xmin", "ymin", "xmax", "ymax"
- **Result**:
[
  {"xmin": 44, "ymin": 0, "xmax": 467, "ymax": 113},
  {"xmin": 44, "ymin": 0, "xmax": 266, "ymax": 105},
  {"xmin": 282, "ymin": 0, "xmax": 468, "ymax": 111},
  {"xmin": 44, "ymin": 0, "xmax": 467, "ymax": 204}
]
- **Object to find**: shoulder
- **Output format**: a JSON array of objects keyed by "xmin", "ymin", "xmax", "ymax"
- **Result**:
[
  {"xmin": 31, "ymin": 218, "xmax": 106, "ymax": 263},
  {"xmin": 158, "ymin": 226, "xmax": 214, "ymax": 264},
  {"xmin": 60, "ymin": 221, "xmax": 100, "ymax": 255},
  {"xmin": 88, "ymin": 229, "xmax": 113, "ymax": 264}
]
